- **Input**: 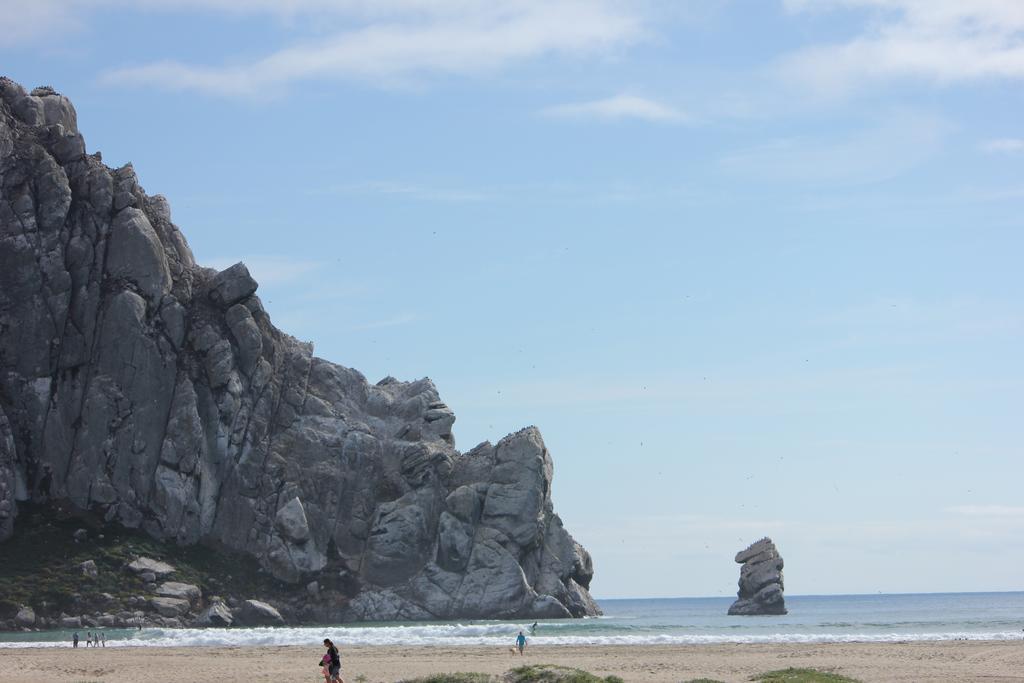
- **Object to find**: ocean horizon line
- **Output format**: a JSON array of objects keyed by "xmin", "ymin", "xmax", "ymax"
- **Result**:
[{"xmin": 594, "ymin": 589, "xmax": 1024, "ymax": 602}]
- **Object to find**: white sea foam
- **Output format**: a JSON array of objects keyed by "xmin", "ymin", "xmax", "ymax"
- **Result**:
[{"xmin": 2, "ymin": 626, "xmax": 1021, "ymax": 649}]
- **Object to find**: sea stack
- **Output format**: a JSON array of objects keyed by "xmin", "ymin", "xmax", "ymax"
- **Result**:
[
  {"xmin": 0, "ymin": 78, "xmax": 599, "ymax": 625},
  {"xmin": 727, "ymin": 537, "xmax": 786, "ymax": 615}
]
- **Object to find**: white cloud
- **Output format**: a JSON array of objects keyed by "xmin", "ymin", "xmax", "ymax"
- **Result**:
[
  {"xmin": 981, "ymin": 137, "xmax": 1024, "ymax": 154},
  {"xmin": 3, "ymin": 0, "xmax": 592, "ymax": 39},
  {"xmin": 780, "ymin": 0, "xmax": 1024, "ymax": 94},
  {"xmin": 92, "ymin": 2, "xmax": 645, "ymax": 96},
  {"xmin": 0, "ymin": 0, "xmax": 84, "ymax": 47},
  {"xmin": 542, "ymin": 94, "xmax": 688, "ymax": 123}
]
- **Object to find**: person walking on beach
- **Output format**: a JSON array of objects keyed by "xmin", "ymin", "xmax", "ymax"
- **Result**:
[
  {"xmin": 515, "ymin": 631, "xmax": 527, "ymax": 655},
  {"xmin": 322, "ymin": 638, "xmax": 343, "ymax": 683},
  {"xmin": 101, "ymin": 632, "xmax": 106, "ymax": 647},
  {"xmin": 85, "ymin": 631, "xmax": 92, "ymax": 647},
  {"xmin": 72, "ymin": 632, "xmax": 79, "ymax": 648}
]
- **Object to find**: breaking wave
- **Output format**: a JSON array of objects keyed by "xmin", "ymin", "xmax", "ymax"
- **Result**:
[
  {"xmin": 1, "ymin": 624, "xmax": 1022, "ymax": 649},
  {"xmin": 3, "ymin": 593, "xmax": 1023, "ymax": 648}
]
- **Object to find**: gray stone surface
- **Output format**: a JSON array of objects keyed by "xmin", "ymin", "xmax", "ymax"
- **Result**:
[
  {"xmin": 14, "ymin": 606, "xmax": 35, "ymax": 627},
  {"xmin": 237, "ymin": 599, "xmax": 284, "ymax": 625},
  {"xmin": 209, "ymin": 262, "xmax": 257, "ymax": 307},
  {"xmin": 149, "ymin": 596, "xmax": 191, "ymax": 617},
  {"xmin": 127, "ymin": 558, "xmax": 176, "ymax": 578},
  {"xmin": 155, "ymin": 581, "xmax": 201, "ymax": 603},
  {"xmin": 0, "ymin": 78, "xmax": 598, "ymax": 622},
  {"xmin": 727, "ymin": 537, "xmax": 787, "ymax": 616},
  {"xmin": 0, "ymin": 409, "xmax": 17, "ymax": 543},
  {"xmin": 196, "ymin": 601, "xmax": 234, "ymax": 627},
  {"xmin": 274, "ymin": 496, "xmax": 311, "ymax": 543}
]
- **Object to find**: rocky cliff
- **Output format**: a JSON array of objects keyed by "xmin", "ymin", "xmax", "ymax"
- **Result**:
[
  {"xmin": 0, "ymin": 78, "xmax": 598, "ymax": 624},
  {"xmin": 727, "ymin": 537, "xmax": 786, "ymax": 616}
]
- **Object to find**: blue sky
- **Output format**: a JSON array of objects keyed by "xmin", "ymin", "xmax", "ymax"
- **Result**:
[{"xmin": 3, "ymin": 0, "xmax": 1022, "ymax": 598}]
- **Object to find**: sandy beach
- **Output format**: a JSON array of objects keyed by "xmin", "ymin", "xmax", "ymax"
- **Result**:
[{"xmin": 1, "ymin": 641, "xmax": 1022, "ymax": 683}]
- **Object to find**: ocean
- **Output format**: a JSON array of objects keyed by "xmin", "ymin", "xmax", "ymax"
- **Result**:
[{"xmin": 2, "ymin": 592, "xmax": 1022, "ymax": 648}]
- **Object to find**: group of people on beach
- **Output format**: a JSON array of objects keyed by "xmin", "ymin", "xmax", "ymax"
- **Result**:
[
  {"xmin": 317, "ymin": 624, "xmax": 535, "ymax": 680},
  {"xmin": 72, "ymin": 631, "xmax": 105, "ymax": 648}
]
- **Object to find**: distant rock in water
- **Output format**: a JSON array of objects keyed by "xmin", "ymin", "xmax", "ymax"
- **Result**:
[
  {"xmin": 0, "ymin": 78, "xmax": 598, "ymax": 624},
  {"xmin": 727, "ymin": 537, "xmax": 786, "ymax": 615}
]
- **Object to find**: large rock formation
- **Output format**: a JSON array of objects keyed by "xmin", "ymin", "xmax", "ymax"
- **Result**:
[
  {"xmin": 0, "ymin": 78, "xmax": 598, "ymax": 621},
  {"xmin": 727, "ymin": 537, "xmax": 786, "ymax": 616}
]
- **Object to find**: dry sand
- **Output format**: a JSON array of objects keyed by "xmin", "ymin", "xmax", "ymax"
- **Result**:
[{"xmin": 1, "ymin": 641, "xmax": 1023, "ymax": 683}]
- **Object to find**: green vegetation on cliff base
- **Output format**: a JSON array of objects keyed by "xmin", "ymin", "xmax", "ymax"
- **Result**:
[{"xmin": 0, "ymin": 505, "xmax": 285, "ymax": 621}]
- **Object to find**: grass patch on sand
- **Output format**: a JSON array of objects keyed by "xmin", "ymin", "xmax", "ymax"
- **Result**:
[
  {"xmin": 400, "ymin": 666, "xmax": 624, "ymax": 683},
  {"xmin": 681, "ymin": 668, "xmax": 860, "ymax": 683},
  {"xmin": 507, "ymin": 664, "xmax": 624, "ymax": 683},
  {"xmin": 399, "ymin": 675, "xmax": 492, "ymax": 683},
  {"xmin": 396, "ymin": 668, "xmax": 859, "ymax": 683},
  {"xmin": 751, "ymin": 668, "xmax": 860, "ymax": 683}
]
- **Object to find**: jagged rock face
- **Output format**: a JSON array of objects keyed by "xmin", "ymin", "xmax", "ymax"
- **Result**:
[
  {"xmin": 727, "ymin": 537, "xmax": 786, "ymax": 616},
  {"xmin": 0, "ymin": 78, "xmax": 598, "ymax": 621},
  {"xmin": 0, "ymin": 408, "xmax": 17, "ymax": 541}
]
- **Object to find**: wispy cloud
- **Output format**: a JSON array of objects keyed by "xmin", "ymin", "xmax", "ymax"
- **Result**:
[
  {"xmin": 948, "ymin": 505, "xmax": 1024, "ymax": 517},
  {"xmin": 955, "ymin": 182, "xmax": 1024, "ymax": 203},
  {"xmin": 814, "ymin": 295, "xmax": 1023, "ymax": 346},
  {"xmin": 444, "ymin": 363, "xmax": 968, "ymax": 413},
  {"xmin": 542, "ymin": 94, "xmax": 688, "ymax": 123},
  {"xmin": 717, "ymin": 110, "xmax": 951, "ymax": 185},
  {"xmin": 0, "ymin": 0, "xmax": 84, "ymax": 47},
  {"xmin": 779, "ymin": 0, "xmax": 1024, "ymax": 95},
  {"xmin": 347, "ymin": 312, "xmax": 421, "ymax": 331},
  {"xmin": 96, "ymin": 2, "xmax": 646, "ymax": 96},
  {"xmin": 980, "ymin": 138, "xmax": 1024, "ymax": 154},
  {"xmin": 204, "ymin": 255, "xmax": 323, "ymax": 285},
  {"xmin": 313, "ymin": 181, "xmax": 491, "ymax": 203}
]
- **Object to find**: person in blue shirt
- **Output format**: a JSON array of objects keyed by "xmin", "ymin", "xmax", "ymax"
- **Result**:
[{"xmin": 515, "ymin": 631, "xmax": 527, "ymax": 655}]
